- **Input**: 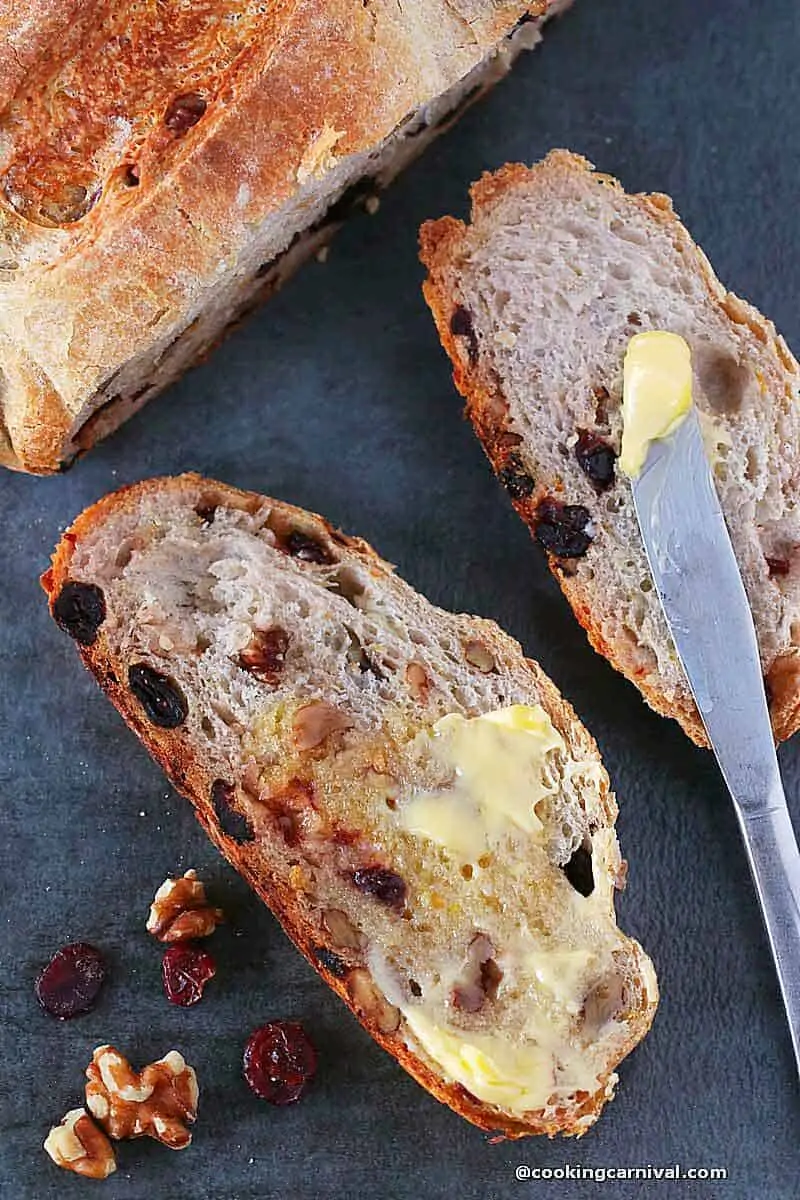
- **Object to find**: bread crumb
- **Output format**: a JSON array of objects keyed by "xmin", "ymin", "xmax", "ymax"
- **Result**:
[
  {"xmin": 496, "ymin": 329, "xmax": 517, "ymax": 349},
  {"xmin": 316, "ymin": 245, "xmax": 330, "ymax": 264},
  {"xmin": 365, "ymin": 194, "xmax": 381, "ymax": 216}
]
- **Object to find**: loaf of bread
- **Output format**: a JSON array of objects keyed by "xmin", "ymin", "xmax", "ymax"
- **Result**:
[
  {"xmin": 420, "ymin": 150, "xmax": 800, "ymax": 745},
  {"xmin": 43, "ymin": 473, "xmax": 657, "ymax": 1138},
  {"xmin": 0, "ymin": 1, "xmax": 566, "ymax": 474}
]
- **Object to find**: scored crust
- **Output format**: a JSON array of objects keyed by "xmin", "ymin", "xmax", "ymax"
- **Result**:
[
  {"xmin": 420, "ymin": 150, "xmax": 800, "ymax": 747},
  {"xmin": 43, "ymin": 473, "xmax": 657, "ymax": 1139},
  {"xmin": 0, "ymin": 1, "xmax": 560, "ymax": 473}
]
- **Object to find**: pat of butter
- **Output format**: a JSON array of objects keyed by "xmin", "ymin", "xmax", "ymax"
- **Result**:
[
  {"xmin": 400, "ymin": 706, "xmax": 564, "ymax": 861},
  {"xmin": 401, "ymin": 1006, "xmax": 600, "ymax": 1116},
  {"xmin": 619, "ymin": 331, "xmax": 693, "ymax": 478}
]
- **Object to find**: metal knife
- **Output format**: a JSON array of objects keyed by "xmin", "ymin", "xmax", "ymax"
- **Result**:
[{"xmin": 632, "ymin": 405, "xmax": 800, "ymax": 1077}]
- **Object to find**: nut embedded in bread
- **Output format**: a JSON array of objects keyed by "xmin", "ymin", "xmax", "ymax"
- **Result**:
[
  {"xmin": 0, "ymin": 2, "xmax": 566, "ymax": 473},
  {"xmin": 44, "ymin": 473, "xmax": 657, "ymax": 1138},
  {"xmin": 420, "ymin": 149, "xmax": 800, "ymax": 745}
]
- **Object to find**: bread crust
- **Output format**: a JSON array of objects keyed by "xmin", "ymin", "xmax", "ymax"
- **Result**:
[
  {"xmin": 43, "ymin": 472, "xmax": 657, "ymax": 1139},
  {"xmin": 420, "ymin": 150, "xmax": 800, "ymax": 747},
  {"xmin": 0, "ymin": 1, "xmax": 557, "ymax": 473}
]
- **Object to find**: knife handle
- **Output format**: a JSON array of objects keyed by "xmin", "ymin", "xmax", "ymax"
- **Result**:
[{"xmin": 738, "ymin": 803, "xmax": 800, "ymax": 1074}]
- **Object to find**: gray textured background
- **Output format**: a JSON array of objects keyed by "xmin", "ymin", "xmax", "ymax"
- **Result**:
[{"xmin": 2, "ymin": 1, "xmax": 800, "ymax": 1196}]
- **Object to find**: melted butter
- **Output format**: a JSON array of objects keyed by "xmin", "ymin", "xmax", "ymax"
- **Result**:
[
  {"xmin": 523, "ymin": 948, "xmax": 598, "ymax": 1016},
  {"xmin": 619, "ymin": 332, "xmax": 693, "ymax": 478},
  {"xmin": 399, "ymin": 706, "xmax": 564, "ymax": 861},
  {"xmin": 401, "ymin": 1000, "xmax": 602, "ymax": 1116}
]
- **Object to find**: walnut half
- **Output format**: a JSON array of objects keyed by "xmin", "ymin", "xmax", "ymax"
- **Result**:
[
  {"xmin": 86, "ymin": 1046, "xmax": 199, "ymax": 1150},
  {"xmin": 44, "ymin": 1107, "xmax": 116, "ymax": 1179},
  {"xmin": 146, "ymin": 869, "xmax": 224, "ymax": 942}
]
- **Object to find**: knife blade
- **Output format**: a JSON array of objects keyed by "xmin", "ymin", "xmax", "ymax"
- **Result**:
[{"xmin": 632, "ymin": 405, "xmax": 800, "ymax": 1078}]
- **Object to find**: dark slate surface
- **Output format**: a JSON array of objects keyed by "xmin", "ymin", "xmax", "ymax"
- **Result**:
[{"xmin": 2, "ymin": 1, "xmax": 799, "ymax": 1196}]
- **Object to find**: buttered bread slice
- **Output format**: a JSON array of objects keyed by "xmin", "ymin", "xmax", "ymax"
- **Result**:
[
  {"xmin": 44, "ymin": 474, "xmax": 657, "ymax": 1138},
  {"xmin": 421, "ymin": 150, "xmax": 800, "ymax": 746}
]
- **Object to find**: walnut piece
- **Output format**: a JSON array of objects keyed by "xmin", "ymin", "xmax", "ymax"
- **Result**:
[
  {"xmin": 44, "ymin": 1107, "xmax": 116, "ymax": 1179},
  {"xmin": 146, "ymin": 869, "xmax": 224, "ymax": 942},
  {"xmin": 405, "ymin": 661, "xmax": 430, "ymax": 702},
  {"xmin": 463, "ymin": 639, "xmax": 496, "ymax": 673},
  {"xmin": 346, "ymin": 968, "xmax": 401, "ymax": 1034},
  {"xmin": 86, "ymin": 1046, "xmax": 199, "ymax": 1150},
  {"xmin": 292, "ymin": 700, "xmax": 353, "ymax": 750},
  {"xmin": 322, "ymin": 908, "xmax": 364, "ymax": 951}
]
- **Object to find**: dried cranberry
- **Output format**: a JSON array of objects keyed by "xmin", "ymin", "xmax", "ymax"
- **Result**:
[
  {"xmin": 52, "ymin": 581, "xmax": 106, "ymax": 645},
  {"xmin": 449, "ymin": 305, "xmax": 479, "ymax": 364},
  {"xmin": 239, "ymin": 627, "xmax": 290, "ymax": 683},
  {"xmin": 243, "ymin": 1021, "xmax": 317, "ymax": 1105},
  {"xmin": 313, "ymin": 947, "xmax": 347, "ymax": 978},
  {"xmin": 498, "ymin": 453, "xmax": 535, "ymax": 499},
  {"xmin": 351, "ymin": 866, "xmax": 406, "ymax": 911},
  {"xmin": 162, "ymin": 943, "xmax": 216, "ymax": 1007},
  {"xmin": 164, "ymin": 93, "xmax": 206, "ymax": 135},
  {"xmin": 35, "ymin": 943, "xmax": 106, "ymax": 1019},
  {"xmin": 534, "ymin": 498, "xmax": 593, "ymax": 558},
  {"xmin": 562, "ymin": 843, "xmax": 594, "ymax": 897},
  {"xmin": 575, "ymin": 429, "xmax": 616, "ymax": 491},
  {"xmin": 211, "ymin": 779, "xmax": 255, "ymax": 844},
  {"xmin": 284, "ymin": 531, "xmax": 334, "ymax": 565},
  {"xmin": 128, "ymin": 664, "xmax": 188, "ymax": 728},
  {"xmin": 766, "ymin": 556, "xmax": 791, "ymax": 577}
]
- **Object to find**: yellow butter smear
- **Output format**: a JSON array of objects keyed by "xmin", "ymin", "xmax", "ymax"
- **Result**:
[
  {"xmin": 401, "ymin": 1004, "xmax": 604, "ymax": 1117},
  {"xmin": 619, "ymin": 331, "xmax": 693, "ymax": 478},
  {"xmin": 400, "ymin": 705, "xmax": 564, "ymax": 861}
]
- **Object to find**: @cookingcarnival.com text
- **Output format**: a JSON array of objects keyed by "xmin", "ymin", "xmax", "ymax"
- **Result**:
[{"xmin": 513, "ymin": 1163, "xmax": 728, "ymax": 1183}]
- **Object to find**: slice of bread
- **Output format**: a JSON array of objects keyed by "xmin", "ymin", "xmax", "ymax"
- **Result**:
[
  {"xmin": 420, "ymin": 150, "xmax": 800, "ymax": 746},
  {"xmin": 43, "ymin": 473, "xmax": 657, "ymax": 1138}
]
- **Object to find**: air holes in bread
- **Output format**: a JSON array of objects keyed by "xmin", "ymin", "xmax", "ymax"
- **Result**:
[
  {"xmin": 593, "ymin": 386, "xmax": 611, "ymax": 429},
  {"xmin": 450, "ymin": 305, "xmax": 479, "ymax": 364},
  {"xmin": 451, "ymin": 934, "xmax": 503, "ymax": 1012},
  {"xmin": 314, "ymin": 947, "xmax": 348, "ymax": 977},
  {"xmin": 694, "ymin": 347, "xmax": 750, "ymax": 413},
  {"xmin": 211, "ymin": 779, "xmax": 255, "ymax": 844},
  {"xmin": 766, "ymin": 555, "xmax": 791, "ymax": 578},
  {"xmin": 346, "ymin": 629, "xmax": 385, "ymax": 679},
  {"xmin": 164, "ymin": 93, "xmax": 207, "ymax": 134},
  {"xmin": 562, "ymin": 840, "xmax": 594, "ymax": 897}
]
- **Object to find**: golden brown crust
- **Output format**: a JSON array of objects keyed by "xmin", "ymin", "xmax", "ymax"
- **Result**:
[
  {"xmin": 43, "ymin": 472, "xmax": 656, "ymax": 1139},
  {"xmin": 0, "ymin": 2, "xmax": 557, "ymax": 473},
  {"xmin": 420, "ymin": 150, "xmax": 800, "ymax": 747}
]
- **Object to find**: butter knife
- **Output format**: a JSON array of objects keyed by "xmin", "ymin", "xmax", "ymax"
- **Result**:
[{"xmin": 632, "ymin": 405, "xmax": 800, "ymax": 1077}]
